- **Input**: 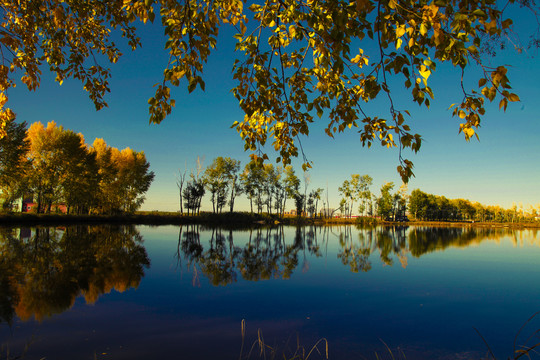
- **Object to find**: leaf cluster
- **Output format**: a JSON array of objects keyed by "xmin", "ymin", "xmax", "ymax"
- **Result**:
[{"xmin": 1, "ymin": 0, "xmax": 537, "ymax": 182}]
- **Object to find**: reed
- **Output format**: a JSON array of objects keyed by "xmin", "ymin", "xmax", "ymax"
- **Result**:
[{"xmin": 239, "ymin": 320, "xmax": 328, "ymax": 360}]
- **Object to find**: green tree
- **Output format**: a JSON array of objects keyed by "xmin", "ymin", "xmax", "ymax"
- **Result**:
[
  {"xmin": 356, "ymin": 175, "xmax": 373, "ymax": 217},
  {"xmin": 308, "ymin": 188, "xmax": 324, "ymax": 218},
  {"xmin": 223, "ymin": 158, "xmax": 242, "ymax": 212},
  {"xmin": 202, "ymin": 157, "xmax": 242, "ymax": 213},
  {"xmin": 1, "ymin": 0, "xmax": 534, "ymax": 181},
  {"xmin": 263, "ymin": 163, "xmax": 280, "ymax": 214},
  {"xmin": 204, "ymin": 157, "xmax": 229, "ymax": 213},
  {"xmin": 0, "ymin": 119, "xmax": 29, "ymax": 210},
  {"xmin": 241, "ymin": 159, "xmax": 266, "ymax": 214},
  {"xmin": 377, "ymin": 182, "xmax": 395, "ymax": 219},
  {"xmin": 281, "ymin": 165, "xmax": 300, "ymax": 215},
  {"xmin": 338, "ymin": 177, "xmax": 357, "ymax": 217},
  {"xmin": 408, "ymin": 188, "xmax": 427, "ymax": 220}
]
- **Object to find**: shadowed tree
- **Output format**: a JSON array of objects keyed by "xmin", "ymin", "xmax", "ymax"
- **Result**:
[
  {"xmin": 0, "ymin": 119, "xmax": 29, "ymax": 210},
  {"xmin": 57, "ymin": 130, "xmax": 99, "ymax": 214}
]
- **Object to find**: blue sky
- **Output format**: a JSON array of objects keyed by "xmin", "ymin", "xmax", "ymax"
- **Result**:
[{"xmin": 7, "ymin": 15, "xmax": 540, "ymax": 213}]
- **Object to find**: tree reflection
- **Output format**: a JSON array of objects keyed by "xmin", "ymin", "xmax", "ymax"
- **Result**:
[
  {"xmin": 0, "ymin": 225, "xmax": 149, "ymax": 323},
  {"xmin": 179, "ymin": 225, "xmax": 327, "ymax": 285},
  {"xmin": 177, "ymin": 225, "xmax": 525, "ymax": 286}
]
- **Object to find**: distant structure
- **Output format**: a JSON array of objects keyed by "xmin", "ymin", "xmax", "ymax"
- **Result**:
[{"xmin": 319, "ymin": 208, "xmax": 337, "ymax": 218}]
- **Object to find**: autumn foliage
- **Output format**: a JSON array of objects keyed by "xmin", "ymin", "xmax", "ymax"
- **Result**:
[
  {"xmin": 1, "ymin": 120, "xmax": 154, "ymax": 214},
  {"xmin": 0, "ymin": 0, "xmax": 536, "ymax": 182}
]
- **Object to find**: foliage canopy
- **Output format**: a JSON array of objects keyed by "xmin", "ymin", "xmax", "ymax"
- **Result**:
[{"xmin": 1, "ymin": 0, "xmax": 537, "ymax": 181}]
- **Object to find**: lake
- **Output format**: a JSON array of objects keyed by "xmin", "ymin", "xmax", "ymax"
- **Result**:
[{"xmin": 1, "ymin": 224, "xmax": 539, "ymax": 359}]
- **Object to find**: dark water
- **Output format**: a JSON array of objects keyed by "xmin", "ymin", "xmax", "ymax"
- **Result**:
[{"xmin": 1, "ymin": 224, "xmax": 540, "ymax": 359}]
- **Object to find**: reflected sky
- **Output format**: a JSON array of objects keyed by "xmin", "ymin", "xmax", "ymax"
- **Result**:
[{"xmin": 1, "ymin": 225, "xmax": 540, "ymax": 359}]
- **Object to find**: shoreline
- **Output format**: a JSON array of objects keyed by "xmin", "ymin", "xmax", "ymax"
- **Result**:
[{"xmin": 0, "ymin": 212, "xmax": 539, "ymax": 229}]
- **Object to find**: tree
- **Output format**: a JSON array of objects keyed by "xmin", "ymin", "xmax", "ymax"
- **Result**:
[
  {"xmin": 308, "ymin": 188, "xmax": 324, "ymax": 218},
  {"xmin": 357, "ymin": 175, "xmax": 373, "ymax": 216},
  {"xmin": 57, "ymin": 130, "xmax": 99, "ymax": 214},
  {"xmin": 282, "ymin": 165, "xmax": 300, "ymax": 215},
  {"xmin": 109, "ymin": 147, "xmax": 154, "ymax": 213},
  {"xmin": 91, "ymin": 138, "xmax": 154, "ymax": 214},
  {"xmin": 377, "ymin": 182, "xmax": 395, "ymax": 219},
  {"xmin": 294, "ymin": 193, "xmax": 305, "ymax": 216},
  {"xmin": 338, "ymin": 176, "xmax": 359, "ymax": 218},
  {"xmin": 241, "ymin": 159, "xmax": 265, "ymax": 214},
  {"xmin": 26, "ymin": 121, "xmax": 66, "ymax": 213},
  {"xmin": 176, "ymin": 166, "xmax": 187, "ymax": 214},
  {"xmin": 223, "ymin": 158, "xmax": 242, "ymax": 212},
  {"xmin": 204, "ymin": 157, "xmax": 230, "ymax": 213},
  {"xmin": 92, "ymin": 138, "xmax": 118, "ymax": 214},
  {"xmin": 1, "ymin": 1, "xmax": 535, "ymax": 182},
  {"xmin": 408, "ymin": 189, "xmax": 427, "ymax": 220},
  {"xmin": 393, "ymin": 183, "xmax": 408, "ymax": 219},
  {"xmin": 0, "ymin": 119, "xmax": 29, "ymax": 210},
  {"xmin": 263, "ymin": 163, "xmax": 280, "ymax": 214},
  {"xmin": 183, "ymin": 177, "xmax": 205, "ymax": 215}
]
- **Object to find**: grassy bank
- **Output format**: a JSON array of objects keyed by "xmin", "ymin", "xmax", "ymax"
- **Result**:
[
  {"xmin": 0, "ymin": 211, "xmax": 287, "ymax": 227},
  {"xmin": 0, "ymin": 211, "xmax": 538, "ymax": 228}
]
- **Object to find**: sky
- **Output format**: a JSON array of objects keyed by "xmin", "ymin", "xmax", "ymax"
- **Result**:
[{"xmin": 6, "ymin": 10, "xmax": 540, "ymax": 213}]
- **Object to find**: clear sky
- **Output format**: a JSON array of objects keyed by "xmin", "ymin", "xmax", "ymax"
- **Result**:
[{"xmin": 7, "ymin": 14, "xmax": 540, "ymax": 213}]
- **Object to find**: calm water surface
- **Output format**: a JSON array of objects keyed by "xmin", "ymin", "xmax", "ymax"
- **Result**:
[{"xmin": 1, "ymin": 225, "xmax": 540, "ymax": 359}]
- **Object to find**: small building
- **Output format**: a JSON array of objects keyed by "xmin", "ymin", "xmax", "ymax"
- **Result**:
[{"xmin": 22, "ymin": 197, "xmax": 67, "ymax": 214}]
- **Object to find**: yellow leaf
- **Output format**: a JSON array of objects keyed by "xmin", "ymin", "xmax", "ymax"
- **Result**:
[
  {"xmin": 507, "ymin": 93, "xmax": 520, "ymax": 102},
  {"xmin": 463, "ymin": 127, "xmax": 474, "ymax": 139},
  {"xmin": 418, "ymin": 65, "xmax": 430, "ymax": 80},
  {"xmin": 420, "ymin": 23, "xmax": 428, "ymax": 36},
  {"xmin": 396, "ymin": 25, "xmax": 406, "ymax": 38},
  {"xmin": 289, "ymin": 25, "xmax": 296, "ymax": 38}
]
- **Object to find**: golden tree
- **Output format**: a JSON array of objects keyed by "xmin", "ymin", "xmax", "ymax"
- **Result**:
[{"xmin": 1, "ymin": 0, "xmax": 535, "ymax": 181}]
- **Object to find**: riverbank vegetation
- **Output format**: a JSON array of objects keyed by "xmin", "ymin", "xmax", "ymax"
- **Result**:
[
  {"xmin": 0, "ymin": 119, "xmax": 154, "ymax": 215},
  {"xmin": 176, "ymin": 155, "xmax": 539, "ymax": 226},
  {"xmin": 2, "ymin": 124, "xmax": 538, "ymax": 226}
]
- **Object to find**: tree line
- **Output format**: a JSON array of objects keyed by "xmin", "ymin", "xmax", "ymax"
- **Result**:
[
  {"xmin": 177, "ymin": 156, "xmax": 324, "ymax": 217},
  {"xmin": 338, "ymin": 178, "xmax": 539, "ymax": 223},
  {"xmin": 181, "ymin": 156, "xmax": 539, "ymax": 224},
  {"xmin": 408, "ymin": 189, "xmax": 539, "ymax": 223},
  {"xmin": 177, "ymin": 157, "xmax": 414, "ymax": 220},
  {"xmin": 0, "ymin": 119, "xmax": 154, "ymax": 214}
]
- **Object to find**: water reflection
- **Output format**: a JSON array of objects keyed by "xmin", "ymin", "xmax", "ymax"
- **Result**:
[
  {"xmin": 178, "ymin": 225, "xmax": 531, "ymax": 285},
  {"xmin": 177, "ymin": 226, "xmax": 323, "ymax": 285},
  {"xmin": 1, "ymin": 224, "xmax": 535, "ymax": 325},
  {"xmin": 0, "ymin": 225, "xmax": 150, "ymax": 325}
]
